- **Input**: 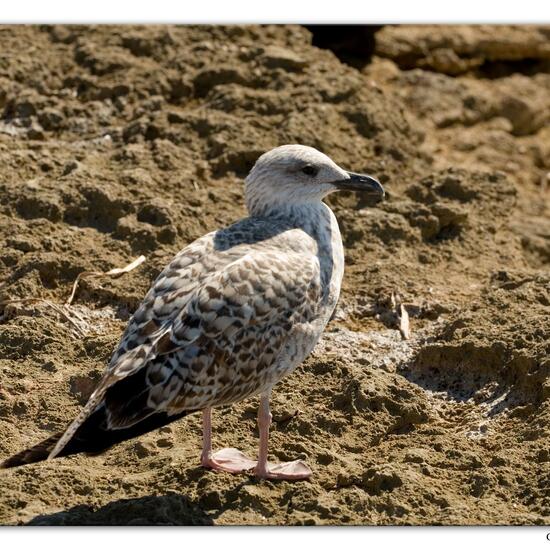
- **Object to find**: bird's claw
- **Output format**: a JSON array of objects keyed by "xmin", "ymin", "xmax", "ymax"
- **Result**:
[{"xmin": 201, "ymin": 447, "xmax": 257, "ymax": 473}]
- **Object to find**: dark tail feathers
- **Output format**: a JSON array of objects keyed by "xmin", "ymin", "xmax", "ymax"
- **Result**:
[
  {"xmin": 1, "ymin": 432, "xmax": 64, "ymax": 468},
  {"xmin": 1, "ymin": 407, "xmax": 189, "ymax": 469}
]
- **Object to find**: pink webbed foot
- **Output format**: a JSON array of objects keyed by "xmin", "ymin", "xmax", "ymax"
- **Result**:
[
  {"xmin": 201, "ymin": 447, "xmax": 257, "ymax": 474},
  {"xmin": 200, "ymin": 402, "xmax": 312, "ymax": 481},
  {"xmin": 254, "ymin": 459, "xmax": 312, "ymax": 481}
]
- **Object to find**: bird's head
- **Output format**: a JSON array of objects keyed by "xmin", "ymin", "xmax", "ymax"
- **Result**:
[{"xmin": 244, "ymin": 144, "xmax": 384, "ymax": 216}]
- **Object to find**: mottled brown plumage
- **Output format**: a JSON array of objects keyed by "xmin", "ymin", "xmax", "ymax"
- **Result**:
[{"xmin": 2, "ymin": 145, "xmax": 383, "ymax": 479}]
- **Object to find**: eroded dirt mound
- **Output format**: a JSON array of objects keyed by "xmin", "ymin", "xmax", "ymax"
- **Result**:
[
  {"xmin": 375, "ymin": 25, "xmax": 550, "ymax": 76},
  {"xmin": 0, "ymin": 24, "xmax": 548, "ymax": 525}
]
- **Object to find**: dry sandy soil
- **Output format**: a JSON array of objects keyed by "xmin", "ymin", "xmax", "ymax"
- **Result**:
[{"xmin": 0, "ymin": 24, "xmax": 548, "ymax": 525}]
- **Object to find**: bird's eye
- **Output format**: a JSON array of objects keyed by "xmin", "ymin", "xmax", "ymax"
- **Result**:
[{"xmin": 301, "ymin": 164, "xmax": 318, "ymax": 177}]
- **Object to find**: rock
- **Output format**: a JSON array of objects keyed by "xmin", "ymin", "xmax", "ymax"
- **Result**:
[
  {"xmin": 403, "ymin": 448, "xmax": 431, "ymax": 464},
  {"xmin": 6, "ymin": 237, "xmax": 37, "ymax": 252},
  {"xmin": 193, "ymin": 66, "xmax": 247, "ymax": 97},
  {"xmin": 16, "ymin": 194, "xmax": 63, "ymax": 222},
  {"xmin": 137, "ymin": 200, "xmax": 173, "ymax": 227},
  {"xmin": 260, "ymin": 46, "xmax": 307, "ymax": 71},
  {"xmin": 38, "ymin": 108, "xmax": 65, "ymax": 131},
  {"xmin": 27, "ymin": 122, "xmax": 45, "ymax": 140},
  {"xmin": 361, "ymin": 465, "xmax": 403, "ymax": 495},
  {"xmin": 62, "ymin": 160, "xmax": 81, "ymax": 176},
  {"xmin": 499, "ymin": 94, "xmax": 546, "ymax": 136},
  {"xmin": 114, "ymin": 214, "xmax": 159, "ymax": 251},
  {"xmin": 167, "ymin": 76, "xmax": 193, "ymax": 102},
  {"xmin": 376, "ymin": 25, "xmax": 550, "ymax": 74}
]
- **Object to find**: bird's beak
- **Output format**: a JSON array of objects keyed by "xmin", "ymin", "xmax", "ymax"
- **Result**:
[{"xmin": 332, "ymin": 171, "xmax": 385, "ymax": 202}]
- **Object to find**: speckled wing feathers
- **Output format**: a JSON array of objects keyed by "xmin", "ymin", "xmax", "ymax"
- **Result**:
[{"xmin": 50, "ymin": 220, "xmax": 322, "ymax": 458}]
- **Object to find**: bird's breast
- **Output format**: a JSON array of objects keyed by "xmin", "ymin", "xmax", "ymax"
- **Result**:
[{"xmin": 293, "ymin": 203, "xmax": 344, "ymax": 317}]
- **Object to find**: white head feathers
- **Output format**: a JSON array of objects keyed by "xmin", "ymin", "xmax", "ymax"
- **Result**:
[{"xmin": 244, "ymin": 145, "xmax": 350, "ymax": 216}]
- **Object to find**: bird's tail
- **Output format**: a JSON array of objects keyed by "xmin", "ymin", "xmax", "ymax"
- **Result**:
[
  {"xmin": 1, "ymin": 432, "xmax": 64, "ymax": 468},
  {"xmin": 1, "ymin": 406, "xmax": 189, "ymax": 469}
]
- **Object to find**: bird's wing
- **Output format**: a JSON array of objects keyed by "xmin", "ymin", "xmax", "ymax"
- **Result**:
[
  {"xmin": 50, "ymin": 230, "xmax": 221, "ymax": 458},
  {"xmin": 50, "ymin": 230, "xmax": 321, "ymax": 458},
  {"xmin": 139, "ymin": 247, "xmax": 323, "ymax": 416},
  {"xmin": 107, "ymin": 231, "xmax": 219, "ymax": 371}
]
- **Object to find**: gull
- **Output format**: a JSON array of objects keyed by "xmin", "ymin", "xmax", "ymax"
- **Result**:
[{"xmin": 1, "ymin": 144, "xmax": 384, "ymax": 480}]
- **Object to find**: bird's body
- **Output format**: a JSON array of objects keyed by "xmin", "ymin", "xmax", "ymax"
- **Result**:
[
  {"xmin": 114, "ymin": 201, "xmax": 343, "ymax": 412},
  {"xmin": 2, "ymin": 145, "xmax": 383, "ymax": 479}
]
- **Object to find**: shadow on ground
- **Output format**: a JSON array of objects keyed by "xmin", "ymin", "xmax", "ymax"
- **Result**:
[{"xmin": 27, "ymin": 493, "xmax": 213, "ymax": 525}]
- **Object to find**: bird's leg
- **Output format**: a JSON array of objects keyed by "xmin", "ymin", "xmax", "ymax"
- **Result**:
[
  {"xmin": 200, "ymin": 407, "xmax": 213, "ymax": 465},
  {"xmin": 254, "ymin": 391, "xmax": 312, "ymax": 481},
  {"xmin": 200, "ymin": 407, "xmax": 256, "ymax": 473}
]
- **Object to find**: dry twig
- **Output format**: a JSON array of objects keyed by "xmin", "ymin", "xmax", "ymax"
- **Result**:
[
  {"xmin": 391, "ymin": 291, "xmax": 411, "ymax": 340},
  {"xmin": 65, "ymin": 255, "xmax": 146, "ymax": 306},
  {"xmin": 0, "ymin": 255, "xmax": 146, "ymax": 337}
]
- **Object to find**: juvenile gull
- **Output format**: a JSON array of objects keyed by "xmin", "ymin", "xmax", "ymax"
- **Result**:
[{"xmin": 2, "ymin": 144, "xmax": 384, "ymax": 480}]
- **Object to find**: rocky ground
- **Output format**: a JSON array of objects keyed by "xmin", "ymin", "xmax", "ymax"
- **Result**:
[{"xmin": 0, "ymin": 24, "xmax": 548, "ymax": 525}]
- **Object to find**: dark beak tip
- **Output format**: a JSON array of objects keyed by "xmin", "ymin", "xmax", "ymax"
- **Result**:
[{"xmin": 336, "ymin": 171, "xmax": 385, "ymax": 200}]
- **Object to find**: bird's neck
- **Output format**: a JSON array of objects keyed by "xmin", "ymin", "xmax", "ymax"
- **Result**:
[
  {"xmin": 263, "ymin": 201, "xmax": 343, "ymax": 262},
  {"xmin": 257, "ymin": 201, "xmax": 345, "ymax": 309},
  {"xmin": 251, "ymin": 200, "xmax": 328, "ymax": 229}
]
